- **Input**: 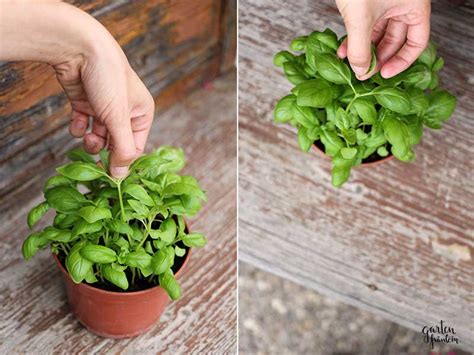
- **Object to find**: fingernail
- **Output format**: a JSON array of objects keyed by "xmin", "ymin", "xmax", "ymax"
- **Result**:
[
  {"xmin": 111, "ymin": 166, "xmax": 129, "ymax": 178},
  {"xmin": 351, "ymin": 65, "xmax": 366, "ymax": 76},
  {"xmin": 74, "ymin": 120, "xmax": 86, "ymax": 130}
]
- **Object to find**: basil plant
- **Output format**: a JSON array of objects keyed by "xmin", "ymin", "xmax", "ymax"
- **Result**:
[
  {"xmin": 23, "ymin": 146, "xmax": 207, "ymax": 300},
  {"xmin": 274, "ymin": 28, "xmax": 457, "ymax": 187}
]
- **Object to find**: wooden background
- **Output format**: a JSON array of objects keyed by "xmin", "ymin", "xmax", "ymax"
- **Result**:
[
  {"xmin": 0, "ymin": 0, "xmax": 236, "ymax": 353},
  {"xmin": 239, "ymin": 0, "xmax": 473, "ymax": 350}
]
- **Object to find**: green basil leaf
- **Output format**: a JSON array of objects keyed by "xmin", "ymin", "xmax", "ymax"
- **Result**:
[
  {"xmin": 312, "ymin": 29, "xmax": 339, "ymax": 51},
  {"xmin": 417, "ymin": 40, "xmax": 437, "ymax": 67},
  {"xmin": 45, "ymin": 186, "xmax": 87, "ymax": 213},
  {"xmin": 57, "ymin": 162, "xmax": 107, "ymax": 181},
  {"xmin": 182, "ymin": 233, "xmax": 207, "ymax": 247},
  {"xmin": 123, "ymin": 184, "xmax": 154, "ymax": 206},
  {"xmin": 66, "ymin": 242, "xmax": 93, "ymax": 284},
  {"xmin": 423, "ymin": 90, "xmax": 457, "ymax": 129},
  {"xmin": 177, "ymin": 215, "xmax": 186, "ymax": 233},
  {"xmin": 305, "ymin": 31, "xmax": 336, "ymax": 71},
  {"xmin": 407, "ymin": 87, "xmax": 429, "ymax": 115},
  {"xmin": 289, "ymin": 36, "xmax": 307, "ymax": 51},
  {"xmin": 72, "ymin": 220, "xmax": 103, "ymax": 236},
  {"xmin": 377, "ymin": 146, "xmax": 389, "ymax": 157},
  {"xmin": 320, "ymin": 129, "xmax": 344, "ymax": 156},
  {"xmin": 27, "ymin": 201, "xmax": 50, "ymax": 229},
  {"xmin": 151, "ymin": 248, "xmax": 172, "ymax": 275},
  {"xmin": 22, "ymin": 232, "xmax": 49, "ymax": 260},
  {"xmin": 367, "ymin": 44, "xmax": 377, "ymax": 74},
  {"xmin": 43, "ymin": 175, "xmax": 74, "ymax": 193},
  {"xmin": 102, "ymin": 263, "xmax": 129, "ymax": 290},
  {"xmin": 99, "ymin": 149, "xmax": 110, "ymax": 171},
  {"xmin": 274, "ymin": 94, "xmax": 296, "ymax": 123},
  {"xmin": 67, "ymin": 148, "xmax": 96, "ymax": 164},
  {"xmin": 175, "ymin": 246, "xmax": 186, "ymax": 257},
  {"xmin": 292, "ymin": 104, "xmax": 317, "ymax": 128},
  {"xmin": 107, "ymin": 219, "xmax": 134, "ymax": 236},
  {"xmin": 57, "ymin": 214, "xmax": 81, "ymax": 229},
  {"xmin": 402, "ymin": 64, "xmax": 431, "ymax": 90},
  {"xmin": 283, "ymin": 61, "xmax": 307, "ymax": 85},
  {"xmin": 373, "ymin": 87, "xmax": 411, "ymax": 114},
  {"xmin": 382, "ymin": 116, "xmax": 413, "ymax": 161},
  {"xmin": 159, "ymin": 272, "xmax": 181, "ymax": 300},
  {"xmin": 405, "ymin": 115, "xmax": 424, "ymax": 145},
  {"xmin": 432, "ymin": 57, "xmax": 444, "ymax": 71},
  {"xmin": 152, "ymin": 146, "xmax": 186, "ymax": 175},
  {"xmin": 160, "ymin": 218, "xmax": 177, "ymax": 243},
  {"xmin": 315, "ymin": 53, "xmax": 352, "ymax": 85},
  {"xmin": 297, "ymin": 127, "xmax": 313, "ymax": 152},
  {"xmin": 78, "ymin": 206, "xmax": 112, "ymax": 223},
  {"xmin": 340, "ymin": 147, "xmax": 358, "ymax": 159},
  {"xmin": 42, "ymin": 227, "xmax": 72, "ymax": 243},
  {"xmin": 335, "ymin": 108, "xmax": 352, "ymax": 131},
  {"xmin": 273, "ymin": 50, "xmax": 295, "ymax": 67},
  {"xmin": 180, "ymin": 195, "xmax": 202, "ymax": 217},
  {"xmin": 125, "ymin": 249, "xmax": 152, "ymax": 269},
  {"xmin": 163, "ymin": 176, "xmax": 206, "ymax": 200},
  {"xmin": 80, "ymin": 245, "xmax": 117, "ymax": 264},
  {"xmin": 295, "ymin": 80, "xmax": 334, "ymax": 108},
  {"xmin": 351, "ymin": 98, "xmax": 377, "ymax": 124},
  {"xmin": 140, "ymin": 179, "xmax": 162, "ymax": 193},
  {"xmin": 331, "ymin": 151, "xmax": 357, "ymax": 188},
  {"xmin": 128, "ymin": 199, "xmax": 150, "ymax": 216},
  {"xmin": 428, "ymin": 72, "xmax": 439, "ymax": 90}
]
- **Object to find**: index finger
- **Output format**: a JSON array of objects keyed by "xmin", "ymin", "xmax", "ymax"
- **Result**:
[{"xmin": 380, "ymin": 19, "xmax": 430, "ymax": 78}]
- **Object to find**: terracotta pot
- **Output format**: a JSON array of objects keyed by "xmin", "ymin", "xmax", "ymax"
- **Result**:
[
  {"xmin": 312, "ymin": 141, "xmax": 394, "ymax": 167},
  {"xmin": 53, "ymin": 248, "xmax": 191, "ymax": 338}
]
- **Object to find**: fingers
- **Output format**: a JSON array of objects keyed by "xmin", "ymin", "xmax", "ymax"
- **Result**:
[
  {"xmin": 380, "ymin": 18, "xmax": 430, "ymax": 78},
  {"xmin": 83, "ymin": 121, "xmax": 107, "ymax": 155},
  {"xmin": 376, "ymin": 19, "xmax": 408, "ymax": 65},
  {"xmin": 371, "ymin": 18, "xmax": 389, "ymax": 44},
  {"xmin": 69, "ymin": 111, "xmax": 89, "ymax": 137},
  {"xmin": 105, "ymin": 115, "xmax": 136, "ymax": 178},
  {"xmin": 131, "ymin": 112, "xmax": 153, "ymax": 157},
  {"xmin": 344, "ymin": 16, "xmax": 374, "ymax": 77}
]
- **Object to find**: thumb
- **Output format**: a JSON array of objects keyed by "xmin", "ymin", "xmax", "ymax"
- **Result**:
[
  {"xmin": 106, "ymin": 116, "xmax": 136, "ymax": 178},
  {"xmin": 344, "ymin": 17, "xmax": 373, "ymax": 77}
]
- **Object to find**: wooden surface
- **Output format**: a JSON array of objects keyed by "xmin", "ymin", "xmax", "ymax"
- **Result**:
[
  {"xmin": 0, "ymin": 72, "xmax": 236, "ymax": 353},
  {"xmin": 238, "ymin": 0, "xmax": 474, "ymax": 350},
  {"xmin": 0, "ymin": 0, "xmax": 235, "ymax": 227}
]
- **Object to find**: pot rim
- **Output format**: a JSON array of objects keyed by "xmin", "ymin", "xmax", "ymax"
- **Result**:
[
  {"xmin": 312, "ymin": 142, "xmax": 394, "ymax": 166},
  {"xmin": 53, "ymin": 247, "xmax": 191, "ymax": 297}
]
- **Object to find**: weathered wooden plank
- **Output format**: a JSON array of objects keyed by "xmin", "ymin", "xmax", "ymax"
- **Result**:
[
  {"xmin": 0, "ymin": 0, "xmax": 235, "ymax": 224},
  {"xmin": 219, "ymin": 0, "xmax": 237, "ymax": 72},
  {"xmin": 238, "ymin": 0, "xmax": 474, "ymax": 350},
  {"xmin": 0, "ymin": 72, "xmax": 237, "ymax": 353}
]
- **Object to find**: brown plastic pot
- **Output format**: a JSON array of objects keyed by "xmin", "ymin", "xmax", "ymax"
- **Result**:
[
  {"xmin": 53, "ymin": 248, "xmax": 191, "ymax": 338},
  {"xmin": 312, "ymin": 141, "xmax": 394, "ymax": 167}
]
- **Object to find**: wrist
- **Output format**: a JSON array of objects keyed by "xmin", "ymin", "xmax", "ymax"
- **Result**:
[{"xmin": 0, "ymin": 2, "xmax": 115, "ymax": 67}]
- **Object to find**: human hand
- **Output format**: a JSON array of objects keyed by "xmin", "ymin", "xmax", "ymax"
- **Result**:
[
  {"xmin": 335, "ymin": 0, "xmax": 431, "ymax": 80},
  {"xmin": 0, "ymin": 2, "xmax": 154, "ymax": 178}
]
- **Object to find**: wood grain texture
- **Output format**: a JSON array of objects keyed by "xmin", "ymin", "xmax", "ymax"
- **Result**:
[
  {"xmin": 238, "ymin": 0, "xmax": 474, "ymax": 350},
  {"xmin": 0, "ymin": 0, "xmax": 236, "ymax": 225},
  {"xmin": 0, "ymin": 72, "xmax": 236, "ymax": 353}
]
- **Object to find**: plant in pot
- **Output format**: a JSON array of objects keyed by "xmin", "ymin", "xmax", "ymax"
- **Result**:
[
  {"xmin": 22, "ymin": 146, "xmax": 207, "ymax": 338},
  {"xmin": 273, "ymin": 28, "xmax": 457, "ymax": 187}
]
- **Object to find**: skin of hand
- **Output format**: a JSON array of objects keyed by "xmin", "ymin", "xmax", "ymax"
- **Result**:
[
  {"xmin": 335, "ymin": 0, "xmax": 431, "ymax": 80},
  {"xmin": 0, "ymin": 1, "xmax": 154, "ymax": 178}
]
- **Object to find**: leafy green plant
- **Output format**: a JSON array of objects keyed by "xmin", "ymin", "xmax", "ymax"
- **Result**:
[
  {"xmin": 273, "ymin": 29, "xmax": 457, "ymax": 187},
  {"xmin": 23, "ymin": 146, "xmax": 207, "ymax": 300}
]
